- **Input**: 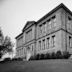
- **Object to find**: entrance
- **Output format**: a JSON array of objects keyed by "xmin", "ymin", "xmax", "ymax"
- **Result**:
[{"xmin": 26, "ymin": 47, "xmax": 31, "ymax": 61}]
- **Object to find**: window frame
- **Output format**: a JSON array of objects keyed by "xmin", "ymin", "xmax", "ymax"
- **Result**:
[{"xmin": 52, "ymin": 35, "xmax": 55, "ymax": 47}]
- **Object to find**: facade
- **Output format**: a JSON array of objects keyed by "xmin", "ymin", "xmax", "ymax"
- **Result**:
[{"xmin": 15, "ymin": 3, "xmax": 72, "ymax": 59}]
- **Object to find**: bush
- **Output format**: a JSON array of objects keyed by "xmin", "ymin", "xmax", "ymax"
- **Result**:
[
  {"xmin": 29, "ymin": 56, "xmax": 33, "ymax": 60},
  {"xmin": 29, "ymin": 54, "xmax": 41, "ymax": 60},
  {"xmin": 0, "ymin": 58, "xmax": 11, "ymax": 63},
  {"xmin": 3, "ymin": 58, "xmax": 11, "ymax": 62},
  {"xmin": 42, "ymin": 53, "xmax": 50, "ymax": 59},
  {"xmin": 43, "ymin": 53, "xmax": 48, "ymax": 59},
  {"xmin": 56, "ymin": 51, "xmax": 62, "ymax": 59},
  {"xmin": 63, "ymin": 51, "xmax": 71, "ymax": 59},
  {"xmin": 51, "ymin": 52, "xmax": 56, "ymax": 59},
  {"xmin": 29, "ymin": 55, "xmax": 35, "ymax": 60},
  {"xmin": 43, "ymin": 53, "xmax": 47, "ymax": 59},
  {"xmin": 17, "ymin": 57, "xmax": 23, "ymax": 61},
  {"xmin": 29, "ymin": 50, "xmax": 71, "ymax": 61},
  {"xmin": 35, "ymin": 54, "xmax": 40, "ymax": 60},
  {"xmin": 12, "ymin": 58, "xmax": 18, "ymax": 61},
  {"xmin": 12, "ymin": 57, "xmax": 23, "ymax": 61},
  {"xmin": 40, "ymin": 54, "xmax": 44, "ymax": 59},
  {"xmin": 47, "ymin": 53, "xmax": 51, "ymax": 59}
]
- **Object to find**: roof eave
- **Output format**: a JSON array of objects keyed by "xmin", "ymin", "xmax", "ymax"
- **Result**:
[
  {"xmin": 37, "ymin": 3, "xmax": 72, "ymax": 24},
  {"xmin": 15, "ymin": 32, "xmax": 23, "ymax": 39}
]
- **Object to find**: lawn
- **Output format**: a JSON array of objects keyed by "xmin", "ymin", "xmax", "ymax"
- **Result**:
[{"xmin": 0, "ymin": 59, "xmax": 72, "ymax": 72}]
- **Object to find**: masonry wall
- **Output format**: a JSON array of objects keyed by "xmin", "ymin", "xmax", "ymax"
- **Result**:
[
  {"xmin": 23, "ymin": 41, "xmax": 36, "ymax": 56},
  {"xmin": 61, "ymin": 30, "xmax": 72, "ymax": 54},
  {"xmin": 36, "ymin": 30, "xmax": 62, "ymax": 54},
  {"xmin": 23, "ymin": 24, "xmax": 36, "ymax": 44},
  {"xmin": 36, "ymin": 8, "xmax": 62, "ymax": 40},
  {"xmin": 35, "ymin": 8, "xmax": 63, "ymax": 54},
  {"xmin": 61, "ymin": 8, "xmax": 72, "ymax": 54},
  {"xmin": 22, "ymin": 24, "xmax": 36, "ymax": 57},
  {"xmin": 15, "ymin": 34, "xmax": 24, "ymax": 58},
  {"xmin": 61, "ymin": 8, "xmax": 72, "ymax": 33}
]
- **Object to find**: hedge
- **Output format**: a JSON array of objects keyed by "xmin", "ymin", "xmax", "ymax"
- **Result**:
[{"xmin": 29, "ymin": 50, "xmax": 71, "ymax": 60}]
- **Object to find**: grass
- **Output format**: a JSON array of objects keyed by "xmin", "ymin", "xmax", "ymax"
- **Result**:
[{"xmin": 0, "ymin": 59, "xmax": 72, "ymax": 72}]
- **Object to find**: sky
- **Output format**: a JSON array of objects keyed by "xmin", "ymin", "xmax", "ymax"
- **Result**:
[{"xmin": 0, "ymin": 0, "xmax": 72, "ymax": 45}]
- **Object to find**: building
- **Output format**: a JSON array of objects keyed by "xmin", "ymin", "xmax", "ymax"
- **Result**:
[{"xmin": 15, "ymin": 3, "xmax": 72, "ymax": 59}]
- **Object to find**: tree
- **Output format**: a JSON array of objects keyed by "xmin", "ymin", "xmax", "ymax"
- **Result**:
[
  {"xmin": 0, "ymin": 28, "xmax": 14, "ymax": 59},
  {"xmin": 3, "ymin": 36, "xmax": 14, "ymax": 53}
]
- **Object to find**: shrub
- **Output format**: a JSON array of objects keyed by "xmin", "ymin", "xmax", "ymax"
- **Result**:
[
  {"xmin": 56, "ymin": 51, "xmax": 62, "ymax": 59},
  {"xmin": 12, "ymin": 58, "xmax": 18, "ymax": 61},
  {"xmin": 36, "ymin": 54, "xmax": 41, "ymax": 60},
  {"xmin": 12, "ymin": 57, "xmax": 23, "ymax": 61},
  {"xmin": 40, "ymin": 54, "xmax": 44, "ymax": 59},
  {"xmin": 29, "ymin": 54, "xmax": 41, "ymax": 60},
  {"xmin": 29, "ymin": 50, "xmax": 71, "ymax": 61},
  {"xmin": 43, "ymin": 53, "xmax": 48, "ymax": 59},
  {"xmin": 63, "ymin": 51, "xmax": 71, "ymax": 59},
  {"xmin": 18, "ymin": 57, "xmax": 23, "ymax": 61},
  {"xmin": 29, "ymin": 56, "xmax": 32, "ymax": 60},
  {"xmin": 44, "ymin": 53, "xmax": 51, "ymax": 59},
  {"xmin": 29, "ymin": 55, "xmax": 35, "ymax": 60},
  {"xmin": 0, "ymin": 58, "xmax": 11, "ymax": 63},
  {"xmin": 4, "ymin": 58, "xmax": 11, "ymax": 62},
  {"xmin": 51, "ymin": 52, "xmax": 56, "ymax": 59}
]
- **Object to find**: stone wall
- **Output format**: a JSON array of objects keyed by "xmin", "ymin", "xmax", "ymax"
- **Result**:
[{"xmin": 36, "ymin": 30, "xmax": 62, "ymax": 54}]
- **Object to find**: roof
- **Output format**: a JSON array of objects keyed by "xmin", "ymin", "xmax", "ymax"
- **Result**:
[
  {"xmin": 22, "ymin": 21, "xmax": 36, "ymax": 32},
  {"xmin": 15, "ymin": 32, "xmax": 23, "ymax": 39},
  {"xmin": 37, "ymin": 3, "xmax": 72, "ymax": 24},
  {"xmin": 15, "ymin": 3, "xmax": 72, "ymax": 39},
  {"xmin": 15, "ymin": 21, "xmax": 36, "ymax": 39}
]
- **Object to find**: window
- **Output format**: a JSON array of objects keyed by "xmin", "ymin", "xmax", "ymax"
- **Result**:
[
  {"xmin": 47, "ymin": 19, "xmax": 51, "ymax": 29},
  {"xmin": 69, "ymin": 36, "xmax": 72, "ymax": 48},
  {"xmin": 22, "ymin": 48, "xmax": 23, "ymax": 55},
  {"xmin": 47, "ymin": 38, "xmax": 50, "ymax": 48},
  {"xmin": 48, "ymin": 19, "xmax": 51, "ymax": 29},
  {"xmin": 43, "ymin": 22, "xmax": 46, "ymax": 33},
  {"xmin": 23, "ymin": 48, "xmax": 25, "ymax": 54},
  {"xmin": 32, "ymin": 45, "xmax": 33, "ymax": 51},
  {"xmin": 45, "ymin": 22, "xmax": 47, "ymax": 33},
  {"xmin": 26, "ymin": 29, "xmax": 32, "ymax": 42},
  {"xmin": 39, "ymin": 24, "xmax": 42, "ymax": 34},
  {"xmin": 68, "ymin": 16, "xmax": 72, "ymax": 29},
  {"xmin": 24, "ymin": 48, "xmax": 25, "ymax": 54},
  {"xmin": 19, "ymin": 49, "xmax": 20, "ymax": 56},
  {"xmin": 20, "ymin": 49, "xmax": 21, "ymax": 56},
  {"xmin": 39, "ymin": 41, "xmax": 41, "ymax": 50},
  {"xmin": 52, "ymin": 16, "xmax": 56, "ymax": 27},
  {"xmin": 68, "ymin": 16, "xmax": 72, "ymax": 21},
  {"xmin": 17, "ymin": 50, "xmax": 19, "ymax": 56},
  {"xmin": 18, "ymin": 50, "xmax": 19, "ymax": 56},
  {"xmin": 43, "ymin": 39, "xmax": 45, "ymax": 50},
  {"xmin": 52, "ymin": 35, "xmax": 55, "ymax": 47}
]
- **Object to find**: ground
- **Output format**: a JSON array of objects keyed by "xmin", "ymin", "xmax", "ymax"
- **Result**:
[{"xmin": 0, "ymin": 59, "xmax": 72, "ymax": 72}]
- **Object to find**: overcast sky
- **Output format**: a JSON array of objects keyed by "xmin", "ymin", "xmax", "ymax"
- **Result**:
[{"xmin": 0, "ymin": 0, "xmax": 72, "ymax": 43}]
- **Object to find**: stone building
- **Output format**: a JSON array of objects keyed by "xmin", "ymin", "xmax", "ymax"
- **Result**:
[{"xmin": 15, "ymin": 3, "xmax": 72, "ymax": 59}]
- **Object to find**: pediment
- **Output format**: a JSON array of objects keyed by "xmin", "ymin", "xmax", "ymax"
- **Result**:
[{"xmin": 22, "ymin": 21, "xmax": 36, "ymax": 32}]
